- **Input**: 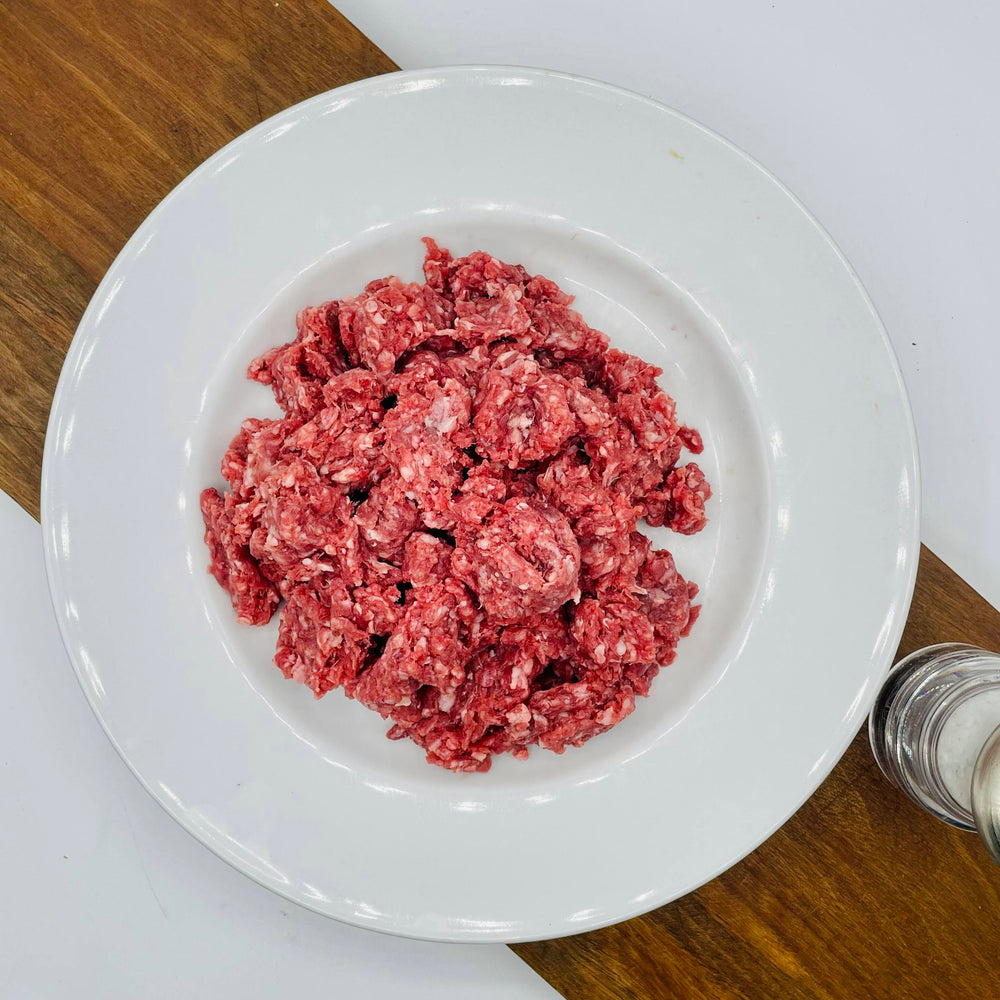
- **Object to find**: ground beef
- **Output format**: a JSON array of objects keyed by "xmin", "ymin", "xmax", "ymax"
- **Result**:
[
  {"xmin": 201, "ymin": 239, "xmax": 711, "ymax": 772},
  {"xmin": 452, "ymin": 497, "xmax": 582, "ymax": 621},
  {"xmin": 472, "ymin": 352, "xmax": 578, "ymax": 467}
]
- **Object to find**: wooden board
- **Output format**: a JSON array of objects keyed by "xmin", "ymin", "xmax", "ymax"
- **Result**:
[
  {"xmin": 0, "ymin": 0, "xmax": 391, "ymax": 517},
  {"xmin": 2, "ymin": 2, "xmax": 998, "ymax": 996}
]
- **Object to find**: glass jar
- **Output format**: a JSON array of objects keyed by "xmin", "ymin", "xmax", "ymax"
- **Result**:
[{"xmin": 869, "ymin": 643, "xmax": 1000, "ymax": 853}]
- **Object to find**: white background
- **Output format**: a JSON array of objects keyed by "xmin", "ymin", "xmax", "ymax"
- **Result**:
[{"xmin": 334, "ymin": 0, "xmax": 1000, "ymax": 611}]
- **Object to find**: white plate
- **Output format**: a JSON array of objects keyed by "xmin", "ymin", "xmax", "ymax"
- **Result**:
[{"xmin": 42, "ymin": 66, "xmax": 919, "ymax": 942}]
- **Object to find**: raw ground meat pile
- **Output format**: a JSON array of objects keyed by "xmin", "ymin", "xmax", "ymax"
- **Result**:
[{"xmin": 201, "ymin": 239, "xmax": 711, "ymax": 772}]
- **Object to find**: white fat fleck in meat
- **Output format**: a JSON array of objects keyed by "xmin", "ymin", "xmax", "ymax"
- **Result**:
[
  {"xmin": 510, "ymin": 663, "xmax": 529, "ymax": 690},
  {"xmin": 424, "ymin": 396, "xmax": 461, "ymax": 435}
]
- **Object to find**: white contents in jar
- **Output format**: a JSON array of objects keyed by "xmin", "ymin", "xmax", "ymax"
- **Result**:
[{"xmin": 935, "ymin": 688, "xmax": 1000, "ymax": 811}]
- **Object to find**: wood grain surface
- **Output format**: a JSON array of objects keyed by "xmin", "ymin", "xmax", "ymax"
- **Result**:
[
  {"xmin": 0, "ymin": 0, "xmax": 392, "ymax": 517},
  {"xmin": 2, "ymin": 2, "xmax": 998, "ymax": 997}
]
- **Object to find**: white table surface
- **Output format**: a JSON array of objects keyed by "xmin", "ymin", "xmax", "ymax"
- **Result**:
[
  {"xmin": 334, "ymin": 0, "xmax": 1000, "ymax": 613},
  {"xmin": 0, "ymin": 491, "xmax": 558, "ymax": 997}
]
